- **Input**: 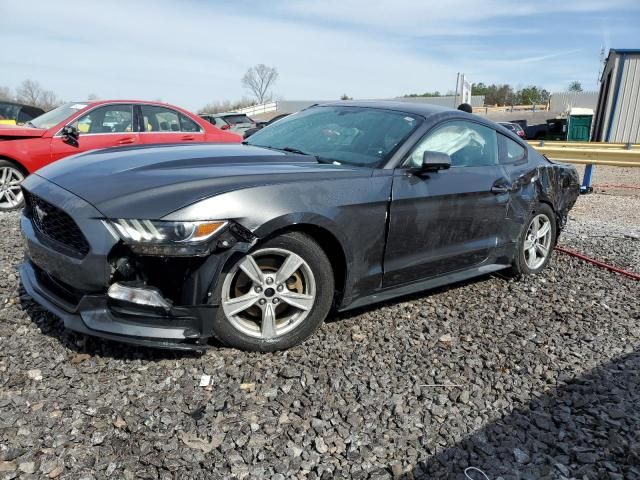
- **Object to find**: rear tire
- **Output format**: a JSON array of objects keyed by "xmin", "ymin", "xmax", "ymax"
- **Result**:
[
  {"xmin": 210, "ymin": 232, "xmax": 334, "ymax": 351},
  {"xmin": 509, "ymin": 203, "xmax": 556, "ymax": 276},
  {"xmin": 0, "ymin": 160, "xmax": 26, "ymax": 211}
]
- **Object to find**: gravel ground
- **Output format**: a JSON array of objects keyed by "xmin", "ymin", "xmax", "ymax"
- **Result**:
[{"xmin": 1, "ymin": 196, "xmax": 639, "ymax": 480}]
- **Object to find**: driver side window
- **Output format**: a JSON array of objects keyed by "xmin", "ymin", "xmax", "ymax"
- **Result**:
[
  {"xmin": 407, "ymin": 120, "xmax": 498, "ymax": 168},
  {"xmin": 72, "ymin": 105, "xmax": 134, "ymax": 134}
]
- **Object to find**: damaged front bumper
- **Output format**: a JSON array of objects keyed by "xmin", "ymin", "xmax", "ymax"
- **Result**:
[
  {"xmin": 20, "ymin": 260, "xmax": 213, "ymax": 350},
  {"xmin": 19, "ymin": 175, "xmax": 253, "ymax": 350}
]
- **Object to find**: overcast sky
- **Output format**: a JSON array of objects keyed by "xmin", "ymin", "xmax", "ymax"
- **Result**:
[{"xmin": 1, "ymin": 0, "xmax": 639, "ymax": 111}]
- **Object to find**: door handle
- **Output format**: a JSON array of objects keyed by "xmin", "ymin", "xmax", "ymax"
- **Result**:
[
  {"xmin": 118, "ymin": 137, "xmax": 135, "ymax": 145},
  {"xmin": 181, "ymin": 135, "xmax": 195, "ymax": 141},
  {"xmin": 491, "ymin": 183, "xmax": 511, "ymax": 194}
]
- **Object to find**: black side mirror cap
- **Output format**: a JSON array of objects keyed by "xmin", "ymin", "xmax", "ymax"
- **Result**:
[
  {"xmin": 61, "ymin": 125, "xmax": 79, "ymax": 148},
  {"xmin": 421, "ymin": 150, "xmax": 451, "ymax": 172}
]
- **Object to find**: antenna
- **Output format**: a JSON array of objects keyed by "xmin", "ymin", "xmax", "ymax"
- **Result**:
[{"xmin": 597, "ymin": 45, "xmax": 605, "ymax": 86}]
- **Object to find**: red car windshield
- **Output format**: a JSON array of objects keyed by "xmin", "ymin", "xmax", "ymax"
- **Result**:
[{"xmin": 29, "ymin": 103, "xmax": 89, "ymax": 129}]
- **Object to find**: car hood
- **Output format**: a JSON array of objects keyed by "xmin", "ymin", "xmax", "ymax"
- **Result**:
[
  {"xmin": 0, "ymin": 125, "xmax": 47, "ymax": 139},
  {"xmin": 33, "ymin": 143, "xmax": 369, "ymax": 219}
]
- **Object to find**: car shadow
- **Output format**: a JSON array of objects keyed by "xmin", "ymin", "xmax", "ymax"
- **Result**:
[
  {"xmin": 19, "ymin": 286, "xmax": 205, "ymax": 361},
  {"xmin": 392, "ymin": 349, "xmax": 640, "ymax": 479}
]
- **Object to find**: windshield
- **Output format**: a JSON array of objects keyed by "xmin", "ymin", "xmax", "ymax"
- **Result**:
[
  {"xmin": 29, "ymin": 103, "xmax": 88, "ymax": 129},
  {"xmin": 245, "ymin": 106, "xmax": 422, "ymax": 167}
]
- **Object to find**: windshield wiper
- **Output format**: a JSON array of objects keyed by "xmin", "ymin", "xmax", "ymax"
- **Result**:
[
  {"xmin": 280, "ymin": 147, "xmax": 340, "ymax": 165},
  {"xmin": 281, "ymin": 146, "xmax": 311, "ymax": 155},
  {"xmin": 27, "ymin": 121, "xmax": 37, "ymax": 128}
]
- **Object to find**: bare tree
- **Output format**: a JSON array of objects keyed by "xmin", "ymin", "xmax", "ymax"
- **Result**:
[
  {"xmin": 16, "ymin": 80, "xmax": 61, "ymax": 111},
  {"xmin": 198, "ymin": 97, "xmax": 256, "ymax": 114},
  {"xmin": 568, "ymin": 81, "xmax": 583, "ymax": 92},
  {"xmin": 0, "ymin": 86, "xmax": 12, "ymax": 101},
  {"xmin": 241, "ymin": 64, "xmax": 278, "ymax": 104},
  {"xmin": 87, "ymin": 93, "xmax": 99, "ymax": 100}
]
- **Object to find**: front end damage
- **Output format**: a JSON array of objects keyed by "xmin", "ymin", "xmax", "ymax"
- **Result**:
[{"xmin": 19, "ymin": 175, "xmax": 256, "ymax": 350}]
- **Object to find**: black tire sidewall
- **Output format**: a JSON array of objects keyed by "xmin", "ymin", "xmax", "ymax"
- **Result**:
[
  {"xmin": 0, "ymin": 160, "xmax": 25, "ymax": 211},
  {"xmin": 514, "ymin": 203, "xmax": 557, "ymax": 275},
  {"xmin": 210, "ymin": 232, "xmax": 334, "ymax": 351}
]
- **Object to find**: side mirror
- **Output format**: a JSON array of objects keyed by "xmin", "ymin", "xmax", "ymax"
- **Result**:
[
  {"xmin": 421, "ymin": 150, "xmax": 451, "ymax": 172},
  {"xmin": 61, "ymin": 125, "xmax": 79, "ymax": 148}
]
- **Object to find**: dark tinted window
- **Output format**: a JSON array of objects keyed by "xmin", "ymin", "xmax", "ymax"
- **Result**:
[
  {"xmin": 222, "ymin": 114, "xmax": 254, "ymax": 125},
  {"xmin": 408, "ymin": 120, "xmax": 498, "ymax": 168},
  {"xmin": 0, "ymin": 103, "xmax": 19, "ymax": 122},
  {"xmin": 246, "ymin": 106, "xmax": 421, "ymax": 167}
]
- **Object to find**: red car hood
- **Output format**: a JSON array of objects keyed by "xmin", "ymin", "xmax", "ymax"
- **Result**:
[{"xmin": 0, "ymin": 125, "xmax": 47, "ymax": 139}]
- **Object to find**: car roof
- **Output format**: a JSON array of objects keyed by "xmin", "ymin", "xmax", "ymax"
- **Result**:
[
  {"xmin": 317, "ymin": 100, "xmax": 452, "ymax": 118},
  {"xmin": 70, "ymin": 100, "xmax": 190, "ymax": 108}
]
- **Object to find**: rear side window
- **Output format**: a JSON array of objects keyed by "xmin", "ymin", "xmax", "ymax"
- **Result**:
[
  {"xmin": 408, "ymin": 120, "xmax": 498, "ymax": 168},
  {"xmin": 141, "ymin": 105, "xmax": 181, "ymax": 132},
  {"xmin": 223, "ymin": 115, "xmax": 254, "ymax": 125},
  {"xmin": 499, "ymin": 135, "xmax": 527, "ymax": 164}
]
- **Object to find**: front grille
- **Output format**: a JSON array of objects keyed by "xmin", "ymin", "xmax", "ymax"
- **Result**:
[{"xmin": 23, "ymin": 191, "xmax": 90, "ymax": 258}]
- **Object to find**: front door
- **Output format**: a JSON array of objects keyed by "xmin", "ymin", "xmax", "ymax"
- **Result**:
[
  {"xmin": 50, "ymin": 103, "xmax": 138, "ymax": 161},
  {"xmin": 383, "ymin": 120, "xmax": 512, "ymax": 287}
]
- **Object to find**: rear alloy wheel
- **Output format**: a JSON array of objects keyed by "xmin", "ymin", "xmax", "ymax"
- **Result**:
[
  {"xmin": 0, "ymin": 162, "xmax": 25, "ymax": 211},
  {"xmin": 211, "ymin": 232, "xmax": 334, "ymax": 351},
  {"xmin": 510, "ymin": 203, "xmax": 557, "ymax": 275}
]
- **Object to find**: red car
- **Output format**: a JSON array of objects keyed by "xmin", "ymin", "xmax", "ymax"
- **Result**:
[{"xmin": 0, "ymin": 100, "xmax": 242, "ymax": 210}]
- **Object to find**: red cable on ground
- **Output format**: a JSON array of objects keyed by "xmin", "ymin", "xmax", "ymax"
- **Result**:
[{"xmin": 554, "ymin": 245, "xmax": 640, "ymax": 281}]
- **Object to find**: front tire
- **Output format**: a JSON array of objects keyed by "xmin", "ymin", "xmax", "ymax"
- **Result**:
[
  {"xmin": 210, "ymin": 232, "xmax": 334, "ymax": 351},
  {"xmin": 0, "ymin": 160, "xmax": 26, "ymax": 211},
  {"xmin": 510, "ymin": 203, "xmax": 556, "ymax": 275}
]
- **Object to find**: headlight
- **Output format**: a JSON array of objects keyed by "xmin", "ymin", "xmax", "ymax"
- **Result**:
[{"xmin": 105, "ymin": 219, "xmax": 227, "ymax": 256}]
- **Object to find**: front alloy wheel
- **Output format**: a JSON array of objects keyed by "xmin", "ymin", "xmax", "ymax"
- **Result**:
[
  {"xmin": 221, "ymin": 248, "xmax": 316, "ymax": 339},
  {"xmin": 0, "ymin": 164, "xmax": 25, "ymax": 210},
  {"xmin": 211, "ymin": 232, "xmax": 334, "ymax": 351}
]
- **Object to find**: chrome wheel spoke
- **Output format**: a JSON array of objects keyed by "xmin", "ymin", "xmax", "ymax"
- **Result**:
[
  {"xmin": 261, "ymin": 303, "xmax": 277, "ymax": 339},
  {"xmin": 238, "ymin": 255, "xmax": 264, "ymax": 285},
  {"xmin": 275, "ymin": 253, "xmax": 304, "ymax": 284},
  {"xmin": 0, "ymin": 168, "xmax": 8, "ymax": 184},
  {"xmin": 536, "ymin": 221, "xmax": 550, "ymax": 239},
  {"xmin": 223, "ymin": 292, "xmax": 260, "ymax": 316},
  {"xmin": 523, "ymin": 238, "xmax": 534, "ymax": 250},
  {"xmin": 279, "ymin": 290, "xmax": 314, "ymax": 311},
  {"xmin": 536, "ymin": 243, "xmax": 549, "ymax": 257}
]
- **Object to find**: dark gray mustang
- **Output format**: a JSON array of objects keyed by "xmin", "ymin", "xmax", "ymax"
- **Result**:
[{"xmin": 19, "ymin": 102, "xmax": 580, "ymax": 351}]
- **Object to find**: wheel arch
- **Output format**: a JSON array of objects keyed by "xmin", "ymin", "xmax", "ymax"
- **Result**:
[
  {"xmin": 253, "ymin": 217, "xmax": 350, "ymax": 307},
  {"xmin": 0, "ymin": 155, "xmax": 29, "ymax": 176}
]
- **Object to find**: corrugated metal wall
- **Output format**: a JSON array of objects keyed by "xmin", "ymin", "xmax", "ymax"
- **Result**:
[
  {"xmin": 549, "ymin": 91, "xmax": 599, "ymax": 113},
  {"xmin": 609, "ymin": 55, "xmax": 640, "ymax": 142}
]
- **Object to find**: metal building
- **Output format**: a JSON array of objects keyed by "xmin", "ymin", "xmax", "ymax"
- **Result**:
[{"xmin": 592, "ymin": 48, "xmax": 640, "ymax": 143}]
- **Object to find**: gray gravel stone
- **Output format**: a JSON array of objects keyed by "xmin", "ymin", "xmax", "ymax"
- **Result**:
[{"xmin": 1, "ymin": 194, "xmax": 639, "ymax": 479}]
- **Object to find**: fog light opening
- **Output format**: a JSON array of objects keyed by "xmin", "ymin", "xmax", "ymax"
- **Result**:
[{"xmin": 107, "ymin": 283, "xmax": 172, "ymax": 310}]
